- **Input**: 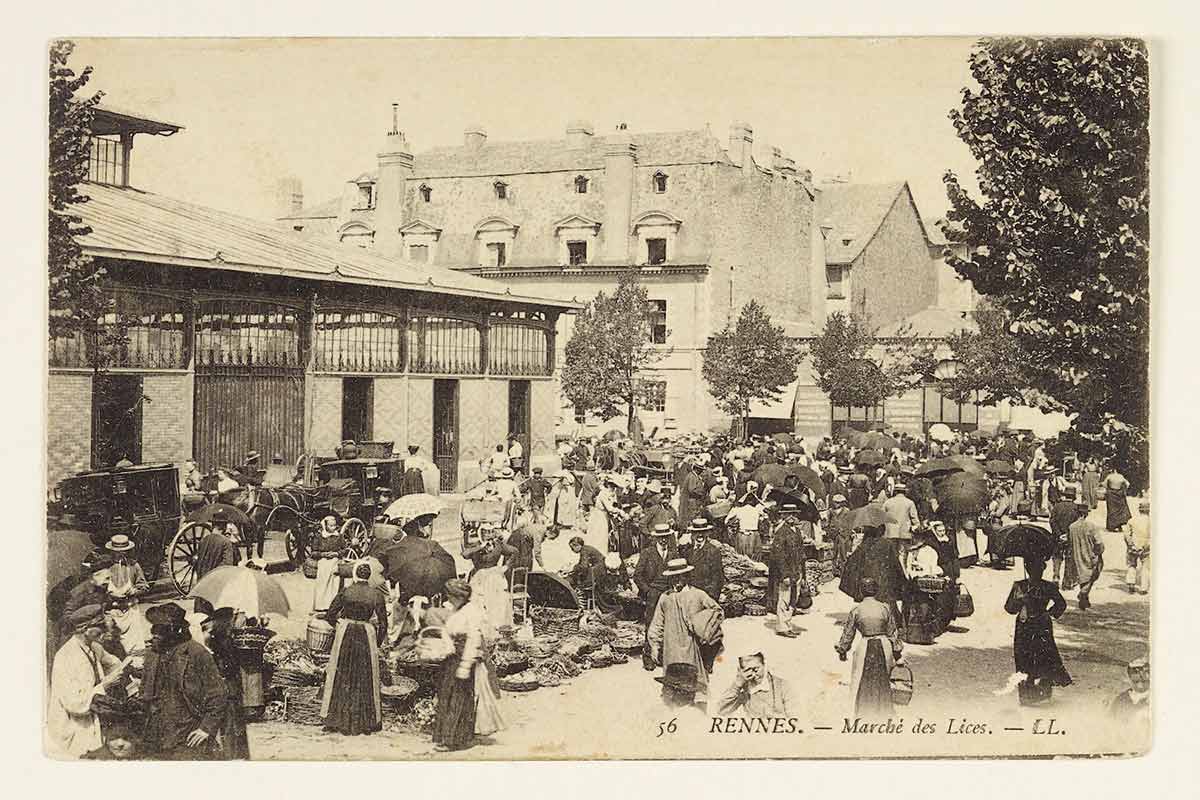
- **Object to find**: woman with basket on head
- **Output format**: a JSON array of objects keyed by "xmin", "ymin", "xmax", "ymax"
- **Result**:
[
  {"xmin": 432, "ymin": 579, "xmax": 505, "ymax": 751},
  {"xmin": 1004, "ymin": 557, "xmax": 1071, "ymax": 706},
  {"xmin": 835, "ymin": 577, "xmax": 904, "ymax": 719},
  {"xmin": 319, "ymin": 561, "xmax": 389, "ymax": 735},
  {"xmin": 310, "ymin": 516, "xmax": 347, "ymax": 614}
]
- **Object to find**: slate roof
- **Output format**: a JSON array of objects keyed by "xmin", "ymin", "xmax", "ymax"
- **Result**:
[
  {"xmin": 816, "ymin": 181, "xmax": 908, "ymax": 266},
  {"xmin": 73, "ymin": 182, "xmax": 579, "ymax": 308},
  {"xmin": 284, "ymin": 129, "xmax": 731, "ymax": 220}
]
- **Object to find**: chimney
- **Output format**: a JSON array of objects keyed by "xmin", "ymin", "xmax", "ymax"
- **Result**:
[
  {"xmin": 274, "ymin": 176, "xmax": 303, "ymax": 219},
  {"xmin": 566, "ymin": 119, "xmax": 594, "ymax": 149},
  {"xmin": 728, "ymin": 122, "xmax": 753, "ymax": 175},
  {"xmin": 375, "ymin": 104, "xmax": 414, "ymax": 258},
  {"xmin": 464, "ymin": 124, "xmax": 487, "ymax": 150},
  {"xmin": 771, "ymin": 147, "xmax": 798, "ymax": 178},
  {"xmin": 601, "ymin": 130, "xmax": 637, "ymax": 264}
]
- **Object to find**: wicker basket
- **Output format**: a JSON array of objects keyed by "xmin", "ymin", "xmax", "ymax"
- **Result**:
[
  {"xmin": 306, "ymin": 616, "xmax": 335, "ymax": 654},
  {"xmin": 530, "ymin": 606, "xmax": 583, "ymax": 638},
  {"xmin": 302, "ymin": 558, "xmax": 319, "ymax": 579},
  {"xmin": 283, "ymin": 686, "xmax": 325, "ymax": 726},
  {"xmin": 890, "ymin": 663, "xmax": 914, "ymax": 706}
]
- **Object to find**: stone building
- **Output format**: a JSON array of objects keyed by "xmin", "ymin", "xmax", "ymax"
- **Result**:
[
  {"xmin": 280, "ymin": 116, "xmax": 824, "ymax": 436},
  {"xmin": 47, "ymin": 106, "xmax": 577, "ymax": 492}
]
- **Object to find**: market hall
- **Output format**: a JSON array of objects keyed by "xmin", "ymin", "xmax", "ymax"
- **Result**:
[{"xmin": 47, "ymin": 106, "xmax": 578, "ymax": 493}]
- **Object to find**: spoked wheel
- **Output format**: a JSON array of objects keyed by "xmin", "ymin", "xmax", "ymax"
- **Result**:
[
  {"xmin": 284, "ymin": 524, "xmax": 310, "ymax": 565},
  {"xmin": 340, "ymin": 518, "xmax": 369, "ymax": 559},
  {"xmin": 169, "ymin": 521, "xmax": 211, "ymax": 596}
]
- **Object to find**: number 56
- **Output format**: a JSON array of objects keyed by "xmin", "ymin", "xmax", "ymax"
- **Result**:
[{"xmin": 656, "ymin": 718, "xmax": 678, "ymax": 737}]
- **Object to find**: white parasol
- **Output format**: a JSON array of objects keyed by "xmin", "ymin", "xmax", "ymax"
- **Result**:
[
  {"xmin": 928, "ymin": 423, "xmax": 954, "ymax": 442},
  {"xmin": 383, "ymin": 493, "xmax": 447, "ymax": 524},
  {"xmin": 189, "ymin": 565, "xmax": 291, "ymax": 618}
]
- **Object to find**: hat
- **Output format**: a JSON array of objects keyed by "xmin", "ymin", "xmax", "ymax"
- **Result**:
[
  {"xmin": 687, "ymin": 518, "xmax": 713, "ymax": 533},
  {"xmin": 654, "ymin": 662, "xmax": 699, "ymax": 694},
  {"xmin": 532, "ymin": 466, "xmax": 543, "ymax": 474},
  {"xmin": 894, "ymin": 483, "xmax": 908, "ymax": 493},
  {"xmin": 662, "ymin": 558, "xmax": 694, "ymax": 577},
  {"xmin": 651, "ymin": 523, "xmax": 674, "ymax": 537},
  {"xmin": 105, "ymin": 534, "xmax": 135, "ymax": 553},
  {"xmin": 210, "ymin": 507, "xmax": 230, "ymax": 524},
  {"xmin": 860, "ymin": 577, "xmax": 879, "ymax": 597},
  {"xmin": 779, "ymin": 503, "xmax": 800, "ymax": 515},
  {"xmin": 245, "ymin": 450, "xmax": 260, "ymax": 463},
  {"xmin": 1127, "ymin": 657, "xmax": 1149, "ymax": 677},
  {"xmin": 66, "ymin": 604, "xmax": 106, "ymax": 633},
  {"xmin": 200, "ymin": 606, "xmax": 234, "ymax": 627},
  {"xmin": 831, "ymin": 493, "xmax": 847, "ymax": 505},
  {"xmin": 444, "ymin": 578, "xmax": 472, "ymax": 600},
  {"xmin": 145, "ymin": 602, "xmax": 187, "ymax": 626},
  {"xmin": 500, "ymin": 467, "xmax": 514, "ymax": 478}
]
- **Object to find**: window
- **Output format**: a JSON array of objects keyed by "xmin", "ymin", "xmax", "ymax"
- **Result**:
[
  {"xmin": 490, "ymin": 323, "xmax": 552, "ymax": 376},
  {"xmin": 340, "ymin": 231, "xmax": 374, "ymax": 249},
  {"xmin": 638, "ymin": 379, "xmax": 667, "ymax": 413},
  {"xmin": 342, "ymin": 378, "xmax": 374, "ymax": 442},
  {"xmin": 574, "ymin": 175, "xmax": 589, "ymax": 194},
  {"xmin": 567, "ymin": 240, "xmax": 588, "ymax": 266},
  {"xmin": 313, "ymin": 310, "xmax": 403, "ymax": 373},
  {"xmin": 50, "ymin": 290, "xmax": 189, "ymax": 370},
  {"xmin": 922, "ymin": 384, "xmax": 980, "ymax": 431},
  {"xmin": 87, "ymin": 136, "xmax": 125, "ymax": 186},
  {"xmin": 647, "ymin": 238, "xmax": 667, "ymax": 266},
  {"xmin": 826, "ymin": 265, "xmax": 845, "ymax": 299},
  {"xmin": 494, "ymin": 180, "xmax": 508, "ymax": 200},
  {"xmin": 419, "ymin": 184, "xmax": 432, "ymax": 202},
  {"xmin": 647, "ymin": 299, "xmax": 667, "ymax": 344},
  {"xmin": 487, "ymin": 242, "xmax": 507, "ymax": 268},
  {"xmin": 409, "ymin": 244, "xmax": 429, "ymax": 263},
  {"xmin": 653, "ymin": 171, "xmax": 668, "ymax": 193},
  {"xmin": 356, "ymin": 183, "xmax": 374, "ymax": 209},
  {"xmin": 407, "ymin": 315, "xmax": 482, "ymax": 374},
  {"xmin": 831, "ymin": 403, "xmax": 885, "ymax": 431}
]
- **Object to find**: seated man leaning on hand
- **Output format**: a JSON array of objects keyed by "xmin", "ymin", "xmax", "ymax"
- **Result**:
[{"xmin": 715, "ymin": 652, "xmax": 794, "ymax": 718}]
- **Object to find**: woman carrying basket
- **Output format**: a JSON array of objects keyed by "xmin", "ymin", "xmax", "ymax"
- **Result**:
[
  {"xmin": 432, "ymin": 579, "xmax": 505, "ymax": 751},
  {"xmin": 1004, "ymin": 557, "xmax": 1071, "ymax": 706},
  {"xmin": 835, "ymin": 578, "xmax": 904, "ymax": 720},
  {"xmin": 320, "ymin": 561, "xmax": 389, "ymax": 736}
]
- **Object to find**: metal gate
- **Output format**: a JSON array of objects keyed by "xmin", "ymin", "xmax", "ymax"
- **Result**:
[
  {"xmin": 194, "ymin": 365, "xmax": 305, "ymax": 471},
  {"xmin": 433, "ymin": 379, "xmax": 458, "ymax": 492}
]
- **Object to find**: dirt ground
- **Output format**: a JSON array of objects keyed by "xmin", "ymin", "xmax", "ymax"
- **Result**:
[{"xmin": 237, "ymin": 501, "xmax": 1150, "ymax": 761}]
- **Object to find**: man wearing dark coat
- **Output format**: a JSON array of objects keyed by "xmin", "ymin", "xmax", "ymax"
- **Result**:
[
  {"xmin": 642, "ymin": 486, "xmax": 679, "ymax": 537},
  {"xmin": 1048, "ymin": 494, "xmax": 1079, "ymax": 587},
  {"xmin": 505, "ymin": 524, "xmax": 537, "ymax": 581},
  {"xmin": 568, "ymin": 537, "xmax": 606, "ymax": 588},
  {"xmin": 139, "ymin": 603, "xmax": 229, "ymax": 760},
  {"xmin": 685, "ymin": 519, "xmax": 725, "ymax": 604},
  {"xmin": 678, "ymin": 463, "xmax": 707, "ymax": 529},
  {"xmin": 767, "ymin": 505, "xmax": 807, "ymax": 613},
  {"xmin": 632, "ymin": 524, "xmax": 677, "ymax": 671},
  {"xmin": 195, "ymin": 523, "xmax": 237, "ymax": 580},
  {"xmin": 519, "ymin": 467, "xmax": 551, "ymax": 523}
]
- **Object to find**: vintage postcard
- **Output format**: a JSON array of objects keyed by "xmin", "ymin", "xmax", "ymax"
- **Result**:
[{"xmin": 44, "ymin": 36, "xmax": 1150, "ymax": 761}]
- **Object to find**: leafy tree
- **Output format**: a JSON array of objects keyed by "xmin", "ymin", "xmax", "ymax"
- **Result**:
[
  {"xmin": 702, "ymin": 300, "xmax": 804, "ymax": 441},
  {"xmin": 943, "ymin": 37, "xmax": 1149, "ymax": 486},
  {"xmin": 939, "ymin": 301, "xmax": 1034, "ymax": 405},
  {"xmin": 48, "ymin": 40, "xmax": 121, "ymax": 368},
  {"xmin": 810, "ymin": 312, "xmax": 937, "ymax": 415},
  {"xmin": 562, "ymin": 270, "xmax": 666, "ymax": 434}
]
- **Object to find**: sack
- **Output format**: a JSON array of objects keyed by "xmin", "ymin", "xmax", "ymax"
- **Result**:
[
  {"xmin": 955, "ymin": 586, "xmax": 975, "ymax": 618},
  {"xmin": 690, "ymin": 605, "xmax": 725, "ymax": 646},
  {"xmin": 414, "ymin": 626, "xmax": 454, "ymax": 663}
]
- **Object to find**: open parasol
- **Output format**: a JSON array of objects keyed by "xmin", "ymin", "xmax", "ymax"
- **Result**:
[
  {"xmin": 383, "ymin": 493, "xmax": 447, "ymax": 524},
  {"xmin": 860, "ymin": 432, "xmax": 899, "ymax": 452},
  {"xmin": 845, "ymin": 502, "xmax": 889, "ymax": 529},
  {"xmin": 187, "ymin": 502, "xmax": 253, "ymax": 532},
  {"xmin": 927, "ymin": 423, "xmax": 954, "ymax": 442},
  {"xmin": 837, "ymin": 425, "xmax": 865, "ymax": 446},
  {"xmin": 854, "ymin": 449, "xmax": 886, "ymax": 468},
  {"xmin": 784, "ymin": 464, "xmax": 826, "ymax": 498},
  {"xmin": 985, "ymin": 459, "xmax": 1015, "ymax": 477},
  {"xmin": 991, "ymin": 523, "xmax": 1056, "ymax": 562},
  {"xmin": 935, "ymin": 472, "xmax": 989, "ymax": 515},
  {"xmin": 914, "ymin": 457, "xmax": 965, "ymax": 479},
  {"xmin": 47, "ymin": 530, "xmax": 99, "ymax": 589},
  {"xmin": 381, "ymin": 536, "xmax": 457, "ymax": 602},
  {"xmin": 947, "ymin": 455, "xmax": 986, "ymax": 475},
  {"xmin": 189, "ymin": 565, "xmax": 291, "ymax": 618},
  {"xmin": 751, "ymin": 463, "xmax": 791, "ymax": 488},
  {"xmin": 602, "ymin": 430, "xmax": 626, "ymax": 442}
]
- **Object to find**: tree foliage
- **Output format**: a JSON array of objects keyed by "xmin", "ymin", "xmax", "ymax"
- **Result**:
[
  {"xmin": 810, "ymin": 312, "xmax": 937, "ymax": 410},
  {"xmin": 702, "ymin": 300, "xmax": 804, "ymax": 440},
  {"xmin": 48, "ymin": 40, "xmax": 119, "ymax": 368},
  {"xmin": 943, "ymin": 37, "xmax": 1149, "ymax": 484},
  {"xmin": 939, "ymin": 301, "xmax": 1034, "ymax": 405},
  {"xmin": 561, "ymin": 271, "xmax": 666, "ymax": 432}
]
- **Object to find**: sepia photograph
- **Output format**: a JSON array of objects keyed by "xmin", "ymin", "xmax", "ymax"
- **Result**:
[{"xmin": 42, "ymin": 34, "xmax": 1151, "ymax": 761}]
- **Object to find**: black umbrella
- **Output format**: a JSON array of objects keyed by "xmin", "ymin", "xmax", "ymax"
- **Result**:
[
  {"xmin": 785, "ymin": 465, "xmax": 826, "ymax": 498},
  {"xmin": 935, "ymin": 472, "xmax": 990, "ymax": 515},
  {"xmin": 845, "ymin": 502, "xmax": 889, "ymax": 529},
  {"xmin": 752, "ymin": 463, "xmax": 790, "ymax": 488},
  {"xmin": 765, "ymin": 487, "xmax": 820, "ymax": 523},
  {"xmin": 382, "ymin": 537, "xmax": 457, "ymax": 602},
  {"xmin": 985, "ymin": 459, "xmax": 1015, "ymax": 476},
  {"xmin": 771, "ymin": 432, "xmax": 795, "ymax": 447},
  {"xmin": 855, "ymin": 450, "xmax": 886, "ymax": 468},
  {"xmin": 991, "ymin": 523, "xmax": 1055, "ymax": 562},
  {"xmin": 914, "ymin": 457, "xmax": 965, "ymax": 479}
]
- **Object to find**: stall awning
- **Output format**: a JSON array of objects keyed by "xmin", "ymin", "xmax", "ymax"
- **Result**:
[{"xmin": 748, "ymin": 381, "xmax": 799, "ymax": 420}]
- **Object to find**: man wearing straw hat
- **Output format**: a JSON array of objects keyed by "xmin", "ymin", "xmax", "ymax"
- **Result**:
[
  {"xmin": 685, "ymin": 518, "xmax": 725, "ymax": 604},
  {"xmin": 632, "ymin": 523, "xmax": 677, "ymax": 671},
  {"xmin": 648, "ymin": 557, "xmax": 722, "ymax": 706},
  {"xmin": 104, "ymin": 534, "xmax": 149, "ymax": 599}
]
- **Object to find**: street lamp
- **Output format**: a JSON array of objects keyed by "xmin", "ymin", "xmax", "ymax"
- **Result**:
[{"xmin": 933, "ymin": 358, "xmax": 961, "ymax": 382}]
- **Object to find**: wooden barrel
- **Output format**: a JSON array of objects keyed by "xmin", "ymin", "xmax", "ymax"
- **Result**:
[{"xmin": 306, "ymin": 615, "xmax": 335, "ymax": 654}]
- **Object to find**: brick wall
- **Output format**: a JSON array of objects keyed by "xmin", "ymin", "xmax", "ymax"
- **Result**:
[
  {"xmin": 47, "ymin": 372, "xmax": 93, "ymax": 490},
  {"xmin": 373, "ymin": 375, "xmax": 408, "ymax": 447},
  {"xmin": 852, "ymin": 188, "xmax": 939, "ymax": 329},
  {"xmin": 141, "ymin": 373, "xmax": 193, "ymax": 464},
  {"xmin": 309, "ymin": 376, "xmax": 343, "ymax": 456}
]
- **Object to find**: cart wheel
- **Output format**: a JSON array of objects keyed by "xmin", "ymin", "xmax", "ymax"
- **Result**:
[
  {"xmin": 340, "ymin": 518, "xmax": 368, "ymax": 558},
  {"xmin": 169, "ymin": 521, "xmax": 210, "ymax": 596},
  {"xmin": 284, "ymin": 526, "xmax": 308, "ymax": 564}
]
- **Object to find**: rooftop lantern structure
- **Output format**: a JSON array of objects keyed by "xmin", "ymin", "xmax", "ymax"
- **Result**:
[{"xmin": 86, "ymin": 104, "xmax": 183, "ymax": 188}]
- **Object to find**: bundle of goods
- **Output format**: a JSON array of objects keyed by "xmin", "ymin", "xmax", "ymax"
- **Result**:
[
  {"xmin": 264, "ymin": 639, "xmax": 325, "ymax": 687},
  {"xmin": 499, "ymin": 670, "xmax": 542, "ymax": 692},
  {"xmin": 556, "ymin": 634, "xmax": 599, "ymax": 661},
  {"xmin": 384, "ymin": 695, "xmax": 438, "ymax": 734},
  {"xmin": 744, "ymin": 602, "xmax": 768, "ymax": 616},
  {"xmin": 530, "ymin": 606, "xmax": 583, "ymax": 638},
  {"xmin": 522, "ymin": 634, "xmax": 562, "ymax": 660},
  {"xmin": 714, "ymin": 541, "xmax": 771, "ymax": 618},
  {"xmin": 578, "ymin": 611, "xmax": 619, "ymax": 642},
  {"xmin": 611, "ymin": 622, "xmax": 646, "ymax": 654},
  {"xmin": 380, "ymin": 676, "xmax": 420, "ymax": 709},
  {"xmin": 491, "ymin": 647, "xmax": 532, "ymax": 677},
  {"xmin": 581, "ymin": 645, "xmax": 627, "ymax": 669},
  {"xmin": 282, "ymin": 685, "xmax": 324, "ymax": 726},
  {"xmin": 531, "ymin": 652, "xmax": 582, "ymax": 681},
  {"xmin": 389, "ymin": 645, "xmax": 441, "ymax": 682}
]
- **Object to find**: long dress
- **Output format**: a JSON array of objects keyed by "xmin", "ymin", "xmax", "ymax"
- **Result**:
[
  {"xmin": 1004, "ymin": 578, "xmax": 1071, "ymax": 695},
  {"xmin": 1081, "ymin": 468, "xmax": 1100, "ymax": 510},
  {"xmin": 836, "ymin": 597, "xmax": 902, "ymax": 719},
  {"xmin": 320, "ymin": 583, "xmax": 387, "ymax": 735},
  {"xmin": 586, "ymin": 488, "xmax": 618, "ymax": 554},
  {"xmin": 1104, "ymin": 473, "xmax": 1133, "ymax": 531},
  {"xmin": 209, "ymin": 636, "xmax": 250, "ymax": 759},
  {"xmin": 434, "ymin": 600, "xmax": 487, "ymax": 750}
]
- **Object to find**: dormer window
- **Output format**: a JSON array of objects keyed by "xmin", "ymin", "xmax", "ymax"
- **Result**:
[
  {"xmin": 494, "ymin": 180, "xmax": 508, "ymax": 200},
  {"xmin": 474, "ymin": 216, "xmax": 520, "ymax": 268},
  {"xmin": 574, "ymin": 175, "xmax": 589, "ymax": 194},
  {"xmin": 632, "ymin": 211, "xmax": 682, "ymax": 266},
  {"xmin": 355, "ymin": 182, "xmax": 375, "ymax": 210},
  {"xmin": 552, "ymin": 214, "xmax": 602, "ymax": 267},
  {"xmin": 419, "ymin": 184, "xmax": 432, "ymax": 203},
  {"xmin": 653, "ymin": 171, "xmax": 669, "ymax": 193}
]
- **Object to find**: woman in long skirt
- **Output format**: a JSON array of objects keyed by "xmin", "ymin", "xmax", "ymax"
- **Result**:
[
  {"xmin": 1081, "ymin": 460, "xmax": 1101, "ymax": 511},
  {"xmin": 1004, "ymin": 558, "xmax": 1071, "ymax": 705},
  {"xmin": 1104, "ymin": 468, "xmax": 1133, "ymax": 532},
  {"xmin": 835, "ymin": 578, "xmax": 903, "ymax": 719},
  {"xmin": 320, "ymin": 562, "xmax": 388, "ymax": 735},
  {"xmin": 433, "ymin": 579, "xmax": 486, "ymax": 751}
]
